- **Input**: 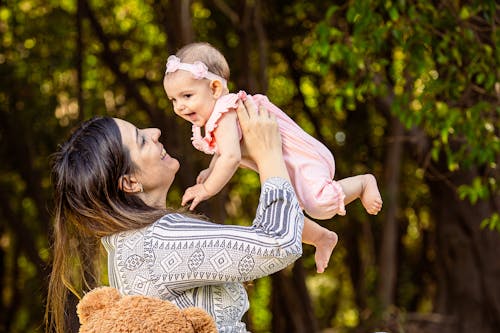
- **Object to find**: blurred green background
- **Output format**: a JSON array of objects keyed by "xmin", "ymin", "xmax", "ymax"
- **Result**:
[{"xmin": 0, "ymin": 0, "xmax": 499, "ymax": 332}]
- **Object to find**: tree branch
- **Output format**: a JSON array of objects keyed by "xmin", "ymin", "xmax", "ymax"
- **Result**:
[{"xmin": 212, "ymin": 0, "xmax": 240, "ymax": 26}]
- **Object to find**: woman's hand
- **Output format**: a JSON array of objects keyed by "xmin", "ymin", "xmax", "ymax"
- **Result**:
[{"xmin": 236, "ymin": 97, "xmax": 290, "ymax": 183}]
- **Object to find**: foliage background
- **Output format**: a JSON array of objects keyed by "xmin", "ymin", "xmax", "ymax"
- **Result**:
[{"xmin": 0, "ymin": 0, "xmax": 498, "ymax": 332}]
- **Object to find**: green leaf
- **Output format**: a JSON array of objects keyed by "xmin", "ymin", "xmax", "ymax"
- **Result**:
[
  {"xmin": 389, "ymin": 7, "xmax": 399, "ymax": 21},
  {"xmin": 480, "ymin": 213, "xmax": 500, "ymax": 232},
  {"xmin": 459, "ymin": 6, "xmax": 471, "ymax": 20},
  {"xmin": 326, "ymin": 5, "xmax": 340, "ymax": 19}
]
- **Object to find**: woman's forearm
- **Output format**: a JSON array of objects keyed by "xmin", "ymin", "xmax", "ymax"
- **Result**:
[
  {"xmin": 255, "ymin": 151, "xmax": 290, "ymax": 184},
  {"xmin": 136, "ymin": 178, "xmax": 303, "ymax": 294}
]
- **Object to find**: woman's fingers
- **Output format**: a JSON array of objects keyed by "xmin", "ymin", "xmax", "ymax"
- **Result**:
[
  {"xmin": 259, "ymin": 105, "xmax": 274, "ymax": 120},
  {"xmin": 242, "ymin": 96, "xmax": 259, "ymax": 118},
  {"xmin": 235, "ymin": 101, "xmax": 249, "ymax": 123},
  {"xmin": 237, "ymin": 100, "xmax": 273, "ymax": 131}
]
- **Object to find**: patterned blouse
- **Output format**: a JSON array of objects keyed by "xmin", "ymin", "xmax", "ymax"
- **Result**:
[{"xmin": 102, "ymin": 178, "xmax": 304, "ymax": 332}]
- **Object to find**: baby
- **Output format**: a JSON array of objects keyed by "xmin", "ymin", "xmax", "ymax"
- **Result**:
[{"xmin": 163, "ymin": 42, "xmax": 382, "ymax": 273}]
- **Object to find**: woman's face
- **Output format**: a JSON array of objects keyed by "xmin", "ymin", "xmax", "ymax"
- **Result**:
[{"xmin": 114, "ymin": 118, "xmax": 180, "ymax": 206}]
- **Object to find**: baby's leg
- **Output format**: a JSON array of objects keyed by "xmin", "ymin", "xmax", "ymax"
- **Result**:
[
  {"xmin": 338, "ymin": 174, "xmax": 382, "ymax": 215},
  {"xmin": 302, "ymin": 217, "xmax": 338, "ymax": 273}
]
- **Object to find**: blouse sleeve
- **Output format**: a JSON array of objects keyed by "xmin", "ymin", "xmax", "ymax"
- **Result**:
[{"xmin": 144, "ymin": 177, "xmax": 304, "ymax": 296}]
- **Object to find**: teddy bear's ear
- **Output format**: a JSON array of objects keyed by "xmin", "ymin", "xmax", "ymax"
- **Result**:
[
  {"xmin": 182, "ymin": 307, "xmax": 218, "ymax": 333},
  {"xmin": 76, "ymin": 286, "xmax": 121, "ymax": 324}
]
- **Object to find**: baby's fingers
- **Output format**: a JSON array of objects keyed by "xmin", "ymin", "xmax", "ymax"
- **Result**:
[
  {"xmin": 189, "ymin": 198, "xmax": 200, "ymax": 211},
  {"xmin": 181, "ymin": 191, "xmax": 194, "ymax": 207}
]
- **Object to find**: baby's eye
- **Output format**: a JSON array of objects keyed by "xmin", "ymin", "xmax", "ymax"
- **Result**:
[{"xmin": 184, "ymin": 93, "xmax": 192, "ymax": 98}]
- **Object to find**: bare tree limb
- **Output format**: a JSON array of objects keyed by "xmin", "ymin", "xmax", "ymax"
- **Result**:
[{"xmin": 212, "ymin": 0, "xmax": 240, "ymax": 26}]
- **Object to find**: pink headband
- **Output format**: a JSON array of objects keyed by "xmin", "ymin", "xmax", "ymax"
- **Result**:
[{"xmin": 165, "ymin": 55, "xmax": 227, "ymax": 88}]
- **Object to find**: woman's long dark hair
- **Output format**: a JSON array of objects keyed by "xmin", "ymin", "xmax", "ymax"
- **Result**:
[{"xmin": 45, "ymin": 116, "xmax": 172, "ymax": 333}]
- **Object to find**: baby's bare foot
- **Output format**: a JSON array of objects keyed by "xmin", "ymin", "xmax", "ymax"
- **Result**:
[
  {"xmin": 361, "ymin": 174, "xmax": 383, "ymax": 215},
  {"xmin": 313, "ymin": 230, "xmax": 338, "ymax": 273}
]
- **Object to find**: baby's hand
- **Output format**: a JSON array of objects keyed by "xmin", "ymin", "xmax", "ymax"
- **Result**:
[
  {"xmin": 196, "ymin": 168, "xmax": 211, "ymax": 184},
  {"xmin": 182, "ymin": 184, "xmax": 212, "ymax": 210}
]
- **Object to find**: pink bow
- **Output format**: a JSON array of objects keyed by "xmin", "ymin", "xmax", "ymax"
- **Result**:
[
  {"xmin": 165, "ymin": 55, "xmax": 181, "ymax": 73},
  {"xmin": 190, "ymin": 61, "xmax": 209, "ymax": 79},
  {"xmin": 165, "ymin": 56, "xmax": 208, "ymax": 79},
  {"xmin": 164, "ymin": 55, "xmax": 228, "ymax": 88}
]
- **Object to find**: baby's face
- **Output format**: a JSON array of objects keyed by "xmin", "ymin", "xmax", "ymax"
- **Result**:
[{"xmin": 163, "ymin": 71, "xmax": 217, "ymax": 127}]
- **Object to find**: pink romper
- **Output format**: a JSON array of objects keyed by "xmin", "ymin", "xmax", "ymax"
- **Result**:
[{"xmin": 191, "ymin": 92, "xmax": 346, "ymax": 219}]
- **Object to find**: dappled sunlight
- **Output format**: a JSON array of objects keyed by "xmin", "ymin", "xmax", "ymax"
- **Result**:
[{"xmin": 54, "ymin": 92, "xmax": 79, "ymax": 126}]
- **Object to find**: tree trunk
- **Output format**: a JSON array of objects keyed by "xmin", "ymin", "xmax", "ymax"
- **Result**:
[
  {"xmin": 236, "ymin": 0, "xmax": 256, "ymax": 92},
  {"xmin": 426, "ymin": 163, "xmax": 500, "ymax": 333},
  {"xmin": 271, "ymin": 259, "xmax": 319, "ymax": 333},
  {"xmin": 0, "ymin": 225, "xmax": 4, "ymax": 329},
  {"xmin": 378, "ymin": 115, "xmax": 404, "ymax": 308},
  {"xmin": 169, "ymin": 0, "xmax": 194, "ymax": 45},
  {"xmin": 253, "ymin": 0, "xmax": 268, "ymax": 93}
]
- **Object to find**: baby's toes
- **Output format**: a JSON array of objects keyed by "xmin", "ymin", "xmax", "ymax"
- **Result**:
[{"xmin": 369, "ymin": 204, "xmax": 382, "ymax": 215}]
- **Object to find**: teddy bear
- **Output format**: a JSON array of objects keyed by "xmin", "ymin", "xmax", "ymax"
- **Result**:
[{"xmin": 77, "ymin": 286, "xmax": 218, "ymax": 333}]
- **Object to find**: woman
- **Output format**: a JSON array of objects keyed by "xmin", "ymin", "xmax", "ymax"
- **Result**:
[{"xmin": 46, "ymin": 99, "xmax": 304, "ymax": 333}]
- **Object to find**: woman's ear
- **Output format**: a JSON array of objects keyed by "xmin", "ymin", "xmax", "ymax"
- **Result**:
[
  {"xmin": 118, "ymin": 174, "xmax": 142, "ymax": 193},
  {"xmin": 210, "ymin": 80, "xmax": 225, "ymax": 99}
]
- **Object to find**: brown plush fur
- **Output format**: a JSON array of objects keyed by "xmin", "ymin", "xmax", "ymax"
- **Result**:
[{"xmin": 77, "ymin": 286, "xmax": 217, "ymax": 333}]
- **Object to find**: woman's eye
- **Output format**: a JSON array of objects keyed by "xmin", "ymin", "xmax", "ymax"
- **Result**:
[{"xmin": 141, "ymin": 136, "xmax": 146, "ymax": 146}]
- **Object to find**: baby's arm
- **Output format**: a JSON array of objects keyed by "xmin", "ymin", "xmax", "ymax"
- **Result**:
[
  {"xmin": 182, "ymin": 111, "xmax": 241, "ymax": 210},
  {"xmin": 196, "ymin": 154, "xmax": 218, "ymax": 184}
]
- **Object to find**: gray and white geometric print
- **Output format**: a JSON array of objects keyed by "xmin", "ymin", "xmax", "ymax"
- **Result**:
[
  {"xmin": 160, "ymin": 251, "xmax": 183, "ymax": 272},
  {"xmin": 131, "ymin": 275, "xmax": 150, "ymax": 294},
  {"xmin": 188, "ymin": 248, "xmax": 205, "ymax": 271},
  {"xmin": 210, "ymin": 248, "xmax": 234, "ymax": 272}
]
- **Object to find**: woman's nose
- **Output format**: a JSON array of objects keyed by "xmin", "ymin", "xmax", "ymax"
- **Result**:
[
  {"xmin": 152, "ymin": 128, "xmax": 161, "ymax": 142},
  {"xmin": 148, "ymin": 128, "xmax": 161, "ymax": 142}
]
